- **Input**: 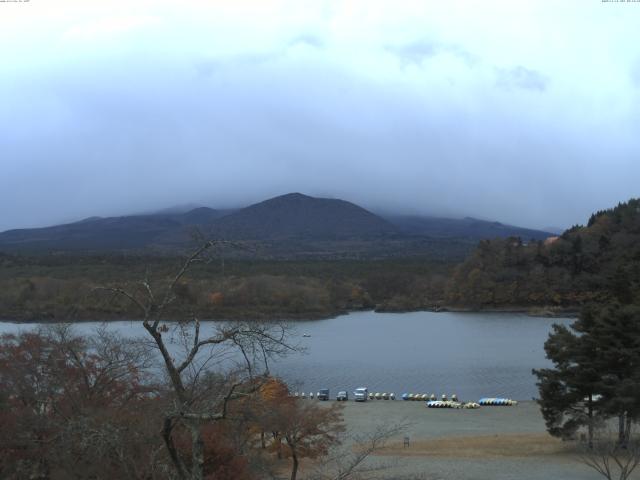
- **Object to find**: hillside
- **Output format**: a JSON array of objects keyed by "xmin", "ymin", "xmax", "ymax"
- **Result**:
[
  {"xmin": 0, "ymin": 193, "xmax": 552, "ymax": 258},
  {"xmin": 0, "ymin": 208, "xmax": 227, "ymax": 252},
  {"xmin": 385, "ymin": 215, "xmax": 552, "ymax": 241},
  {"xmin": 209, "ymin": 193, "xmax": 396, "ymax": 239},
  {"xmin": 445, "ymin": 198, "xmax": 640, "ymax": 312}
]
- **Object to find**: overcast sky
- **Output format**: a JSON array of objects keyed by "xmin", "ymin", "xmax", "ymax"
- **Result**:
[{"xmin": 1, "ymin": 0, "xmax": 639, "ymax": 232}]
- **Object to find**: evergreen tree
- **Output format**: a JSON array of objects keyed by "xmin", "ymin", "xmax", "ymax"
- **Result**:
[
  {"xmin": 534, "ymin": 304, "xmax": 640, "ymax": 447},
  {"xmin": 534, "ymin": 321, "xmax": 605, "ymax": 447},
  {"xmin": 583, "ymin": 304, "xmax": 640, "ymax": 445}
]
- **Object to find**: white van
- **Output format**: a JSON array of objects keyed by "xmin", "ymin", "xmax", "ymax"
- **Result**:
[{"xmin": 354, "ymin": 387, "xmax": 368, "ymax": 402}]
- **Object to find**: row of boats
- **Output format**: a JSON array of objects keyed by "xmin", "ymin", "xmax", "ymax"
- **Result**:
[
  {"xmin": 292, "ymin": 391, "xmax": 517, "ymax": 406},
  {"xmin": 426, "ymin": 400, "xmax": 480, "ymax": 409},
  {"xmin": 368, "ymin": 392, "xmax": 395, "ymax": 400},
  {"xmin": 402, "ymin": 393, "xmax": 458, "ymax": 401},
  {"xmin": 421, "ymin": 396, "xmax": 518, "ymax": 407},
  {"xmin": 478, "ymin": 397, "xmax": 519, "ymax": 406}
]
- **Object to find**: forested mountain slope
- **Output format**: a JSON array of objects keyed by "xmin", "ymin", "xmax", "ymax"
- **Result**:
[
  {"xmin": 445, "ymin": 199, "xmax": 640, "ymax": 311},
  {"xmin": 385, "ymin": 215, "xmax": 552, "ymax": 240}
]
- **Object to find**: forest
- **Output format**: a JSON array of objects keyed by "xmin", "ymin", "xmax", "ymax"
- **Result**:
[
  {"xmin": 0, "ymin": 255, "xmax": 452, "ymax": 322},
  {"xmin": 445, "ymin": 199, "xmax": 640, "ymax": 312}
]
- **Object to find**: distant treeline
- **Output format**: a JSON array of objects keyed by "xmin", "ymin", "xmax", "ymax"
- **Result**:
[{"xmin": 0, "ymin": 255, "xmax": 453, "ymax": 321}]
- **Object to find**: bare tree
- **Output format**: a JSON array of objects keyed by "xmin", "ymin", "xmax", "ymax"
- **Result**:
[
  {"xmin": 97, "ymin": 241, "xmax": 298, "ymax": 480},
  {"xmin": 580, "ymin": 428, "xmax": 640, "ymax": 480}
]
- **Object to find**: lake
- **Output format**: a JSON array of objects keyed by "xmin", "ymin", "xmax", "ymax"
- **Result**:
[{"xmin": 0, "ymin": 310, "xmax": 572, "ymax": 401}]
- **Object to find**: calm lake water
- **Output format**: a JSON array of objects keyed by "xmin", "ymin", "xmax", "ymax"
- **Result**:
[{"xmin": 0, "ymin": 311, "xmax": 572, "ymax": 401}]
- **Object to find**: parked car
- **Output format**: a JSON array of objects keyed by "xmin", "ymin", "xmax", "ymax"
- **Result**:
[
  {"xmin": 317, "ymin": 388, "xmax": 330, "ymax": 401},
  {"xmin": 354, "ymin": 387, "xmax": 368, "ymax": 402},
  {"xmin": 336, "ymin": 391, "xmax": 348, "ymax": 401}
]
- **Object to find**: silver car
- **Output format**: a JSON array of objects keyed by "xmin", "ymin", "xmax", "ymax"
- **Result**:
[{"xmin": 354, "ymin": 387, "xmax": 368, "ymax": 402}]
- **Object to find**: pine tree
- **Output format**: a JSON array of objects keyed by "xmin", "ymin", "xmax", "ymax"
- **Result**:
[
  {"xmin": 583, "ymin": 304, "xmax": 640, "ymax": 446},
  {"xmin": 534, "ymin": 321, "xmax": 605, "ymax": 447},
  {"xmin": 534, "ymin": 304, "xmax": 640, "ymax": 447}
]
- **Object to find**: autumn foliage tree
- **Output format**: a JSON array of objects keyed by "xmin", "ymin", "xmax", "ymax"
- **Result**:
[
  {"xmin": 0, "ymin": 326, "xmax": 160, "ymax": 479},
  {"xmin": 281, "ymin": 402, "xmax": 345, "ymax": 480},
  {"xmin": 250, "ymin": 383, "xmax": 343, "ymax": 480}
]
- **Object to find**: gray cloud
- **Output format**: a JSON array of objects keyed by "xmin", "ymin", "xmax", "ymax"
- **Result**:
[
  {"xmin": 195, "ymin": 34, "xmax": 323, "ymax": 77},
  {"xmin": 195, "ymin": 52, "xmax": 280, "ymax": 76},
  {"xmin": 1, "ymin": 55, "xmax": 637, "ymax": 234},
  {"xmin": 288, "ymin": 34, "xmax": 324, "ymax": 49},
  {"xmin": 1, "ymin": 3, "xmax": 639, "ymax": 234},
  {"xmin": 386, "ymin": 41, "xmax": 478, "ymax": 67},
  {"xmin": 495, "ymin": 66, "xmax": 549, "ymax": 92}
]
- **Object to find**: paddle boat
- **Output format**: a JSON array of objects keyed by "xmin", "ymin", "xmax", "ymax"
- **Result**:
[{"xmin": 478, "ymin": 397, "xmax": 518, "ymax": 406}]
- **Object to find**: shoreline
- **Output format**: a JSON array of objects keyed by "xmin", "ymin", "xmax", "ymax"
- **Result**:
[
  {"xmin": 430, "ymin": 305, "xmax": 579, "ymax": 318},
  {"xmin": 0, "ymin": 305, "xmax": 578, "ymax": 324}
]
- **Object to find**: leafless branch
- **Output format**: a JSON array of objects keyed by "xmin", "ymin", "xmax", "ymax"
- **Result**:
[
  {"xmin": 579, "ymin": 429, "xmax": 640, "ymax": 480},
  {"xmin": 309, "ymin": 421, "xmax": 412, "ymax": 480},
  {"xmin": 93, "ymin": 241, "xmax": 299, "ymax": 480},
  {"xmin": 92, "ymin": 286, "xmax": 148, "ymax": 317}
]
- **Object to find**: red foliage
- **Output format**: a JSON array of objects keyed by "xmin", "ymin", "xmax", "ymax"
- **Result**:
[
  {"xmin": 0, "ymin": 329, "xmax": 160, "ymax": 479},
  {"xmin": 202, "ymin": 424, "xmax": 253, "ymax": 480}
]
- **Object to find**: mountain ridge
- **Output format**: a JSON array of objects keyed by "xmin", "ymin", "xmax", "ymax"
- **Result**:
[
  {"xmin": 383, "ymin": 214, "xmax": 552, "ymax": 241},
  {"xmin": 0, "ymin": 193, "xmax": 553, "ymax": 255},
  {"xmin": 209, "ymin": 193, "xmax": 397, "ymax": 240}
]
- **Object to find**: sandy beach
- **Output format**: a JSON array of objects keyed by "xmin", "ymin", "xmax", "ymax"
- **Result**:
[{"xmin": 318, "ymin": 400, "xmax": 635, "ymax": 480}]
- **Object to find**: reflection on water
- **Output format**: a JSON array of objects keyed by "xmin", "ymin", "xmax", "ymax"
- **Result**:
[{"xmin": 0, "ymin": 310, "xmax": 572, "ymax": 400}]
